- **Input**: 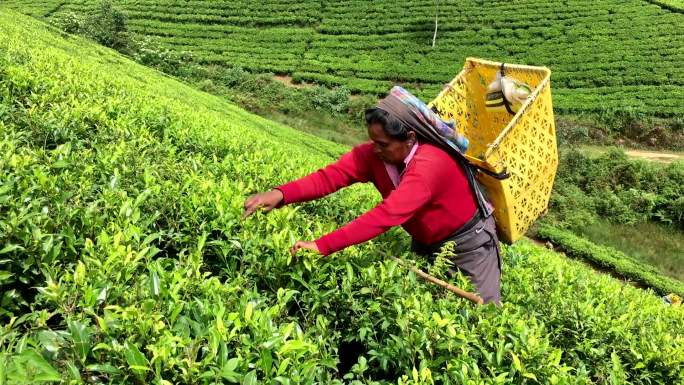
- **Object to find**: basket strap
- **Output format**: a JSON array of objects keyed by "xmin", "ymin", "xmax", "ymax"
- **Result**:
[
  {"xmin": 502, "ymin": 95, "xmax": 515, "ymax": 115},
  {"xmin": 461, "ymin": 160, "xmax": 494, "ymax": 219},
  {"xmin": 473, "ymin": 165, "xmax": 510, "ymax": 180},
  {"xmin": 499, "ymin": 63, "xmax": 516, "ymax": 115}
]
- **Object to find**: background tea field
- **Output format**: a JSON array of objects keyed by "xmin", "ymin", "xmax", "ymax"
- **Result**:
[
  {"xmin": 3, "ymin": 0, "xmax": 684, "ymax": 118},
  {"xmin": 1, "ymin": 9, "xmax": 684, "ymax": 384}
]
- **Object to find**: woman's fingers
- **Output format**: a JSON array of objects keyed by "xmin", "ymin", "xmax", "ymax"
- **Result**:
[
  {"xmin": 243, "ymin": 195, "xmax": 268, "ymax": 218},
  {"xmin": 242, "ymin": 203, "xmax": 258, "ymax": 218},
  {"xmin": 243, "ymin": 190, "xmax": 283, "ymax": 219},
  {"xmin": 289, "ymin": 241, "xmax": 303, "ymax": 255},
  {"xmin": 242, "ymin": 195, "xmax": 263, "ymax": 218},
  {"xmin": 289, "ymin": 240, "xmax": 320, "ymax": 255}
]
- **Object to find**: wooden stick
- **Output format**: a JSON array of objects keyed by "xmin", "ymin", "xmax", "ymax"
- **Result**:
[{"xmin": 390, "ymin": 256, "xmax": 484, "ymax": 305}]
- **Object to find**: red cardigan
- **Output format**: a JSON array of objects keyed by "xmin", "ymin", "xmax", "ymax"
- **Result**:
[{"xmin": 276, "ymin": 142, "xmax": 477, "ymax": 256}]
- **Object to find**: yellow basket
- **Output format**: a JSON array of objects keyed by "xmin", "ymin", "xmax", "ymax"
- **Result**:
[{"xmin": 429, "ymin": 58, "xmax": 558, "ymax": 243}]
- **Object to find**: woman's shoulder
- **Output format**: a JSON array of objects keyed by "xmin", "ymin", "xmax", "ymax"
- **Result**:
[
  {"xmin": 351, "ymin": 141, "xmax": 377, "ymax": 160},
  {"xmin": 352, "ymin": 141, "xmax": 375, "ymax": 153},
  {"xmin": 411, "ymin": 142, "xmax": 467, "ymax": 185},
  {"xmin": 415, "ymin": 142, "xmax": 453, "ymax": 161}
]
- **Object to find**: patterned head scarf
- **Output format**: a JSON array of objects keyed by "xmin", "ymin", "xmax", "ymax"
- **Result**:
[{"xmin": 377, "ymin": 86, "xmax": 469, "ymax": 153}]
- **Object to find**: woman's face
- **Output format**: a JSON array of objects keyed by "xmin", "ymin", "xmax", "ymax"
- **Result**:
[{"xmin": 368, "ymin": 123, "xmax": 415, "ymax": 165}]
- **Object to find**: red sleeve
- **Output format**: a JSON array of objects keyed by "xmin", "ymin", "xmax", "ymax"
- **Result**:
[
  {"xmin": 275, "ymin": 144, "xmax": 372, "ymax": 205},
  {"xmin": 314, "ymin": 167, "xmax": 432, "ymax": 256}
]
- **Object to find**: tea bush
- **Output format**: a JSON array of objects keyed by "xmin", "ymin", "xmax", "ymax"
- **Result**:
[
  {"xmin": 17, "ymin": 1, "xmax": 684, "ymax": 149},
  {"xmin": 536, "ymin": 225, "xmax": 684, "ymax": 297},
  {"xmin": 646, "ymin": 0, "xmax": 684, "ymax": 13},
  {"xmin": 1, "ymin": 10, "xmax": 683, "ymax": 384},
  {"xmin": 4, "ymin": 0, "xmax": 684, "ymax": 118},
  {"xmin": 546, "ymin": 148, "xmax": 684, "ymax": 229}
]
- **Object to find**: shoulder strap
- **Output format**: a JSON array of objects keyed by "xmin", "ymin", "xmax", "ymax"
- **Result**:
[
  {"xmin": 500, "ymin": 63, "xmax": 516, "ymax": 115},
  {"xmin": 415, "ymin": 104, "xmax": 510, "ymax": 218},
  {"xmin": 436, "ymin": 137, "xmax": 507, "ymax": 219}
]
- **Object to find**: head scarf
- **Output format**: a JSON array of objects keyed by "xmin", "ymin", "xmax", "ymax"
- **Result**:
[
  {"xmin": 377, "ymin": 86, "xmax": 468, "ymax": 153},
  {"xmin": 377, "ymin": 86, "xmax": 494, "ymax": 219}
]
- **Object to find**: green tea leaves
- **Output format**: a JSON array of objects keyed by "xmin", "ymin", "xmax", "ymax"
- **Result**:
[
  {"xmin": 67, "ymin": 320, "xmax": 92, "ymax": 365},
  {"xmin": 6, "ymin": 350, "xmax": 62, "ymax": 383},
  {"xmin": 0, "ymin": 9, "xmax": 683, "ymax": 385},
  {"xmin": 220, "ymin": 358, "xmax": 240, "ymax": 382},
  {"xmin": 123, "ymin": 342, "xmax": 150, "ymax": 378},
  {"xmin": 242, "ymin": 370, "xmax": 257, "ymax": 385}
]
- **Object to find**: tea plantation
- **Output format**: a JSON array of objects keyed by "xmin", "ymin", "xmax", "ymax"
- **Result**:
[
  {"xmin": 1, "ymin": 9, "xmax": 683, "ymax": 385},
  {"xmin": 2, "ymin": 0, "xmax": 684, "ymax": 118}
]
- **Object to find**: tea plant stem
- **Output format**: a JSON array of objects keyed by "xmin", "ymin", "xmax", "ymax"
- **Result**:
[
  {"xmin": 294, "ymin": 297, "xmax": 308, "ymax": 324},
  {"xmin": 389, "ymin": 256, "xmax": 484, "ymax": 305},
  {"xmin": 432, "ymin": 0, "xmax": 439, "ymax": 48}
]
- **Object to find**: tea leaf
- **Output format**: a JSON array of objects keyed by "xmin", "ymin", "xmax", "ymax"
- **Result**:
[
  {"xmin": 67, "ymin": 319, "xmax": 92, "ymax": 364},
  {"xmin": 0, "ymin": 244, "xmax": 23, "ymax": 255},
  {"xmin": 511, "ymin": 352, "xmax": 522, "ymax": 372},
  {"xmin": 123, "ymin": 341, "xmax": 150, "ymax": 378},
  {"xmin": 150, "ymin": 270, "xmax": 160, "ymax": 297},
  {"xmin": 242, "ymin": 369, "xmax": 257, "ymax": 385}
]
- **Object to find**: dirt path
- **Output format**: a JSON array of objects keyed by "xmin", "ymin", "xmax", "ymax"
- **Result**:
[
  {"xmin": 579, "ymin": 145, "xmax": 683, "ymax": 164},
  {"xmin": 624, "ymin": 149, "xmax": 682, "ymax": 164},
  {"xmin": 272, "ymin": 75, "xmax": 312, "ymax": 89}
]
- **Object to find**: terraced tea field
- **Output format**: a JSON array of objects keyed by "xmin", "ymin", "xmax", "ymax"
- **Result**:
[
  {"xmin": 3, "ymin": 0, "xmax": 684, "ymax": 117},
  {"xmin": 1, "ymin": 8, "xmax": 684, "ymax": 384}
]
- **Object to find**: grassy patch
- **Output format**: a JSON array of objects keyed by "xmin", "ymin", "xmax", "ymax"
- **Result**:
[
  {"xmin": 536, "ymin": 225, "xmax": 684, "ymax": 297},
  {"xmin": 570, "ymin": 220, "xmax": 684, "ymax": 282}
]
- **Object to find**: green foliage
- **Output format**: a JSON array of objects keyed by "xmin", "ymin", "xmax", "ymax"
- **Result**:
[
  {"xmin": 130, "ymin": 35, "xmax": 194, "ymax": 76},
  {"xmin": 547, "ymin": 148, "xmax": 684, "ymax": 229},
  {"xmin": 84, "ymin": 1, "xmax": 129, "ymax": 51},
  {"xmin": 670, "ymin": 116, "xmax": 684, "ymax": 132},
  {"xmin": 646, "ymin": 0, "xmax": 684, "ymax": 13},
  {"xmin": 568, "ymin": 220, "xmax": 684, "ymax": 282},
  {"xmin": 308, "ymin": 86, "xmax": 351, "ymax": 114},
  {"xmin": 51, "ymin": 1, "xmax": 132, "ymax": 52},
  {"xmin": 536, "ymin": 224, "xmax": 684, "ymax": 297},
  {"xmin": 184, "ymin": 65, "xmax": 370, "ymax": 145},
  {"xmin": 4, "ymin": 0, "xmax": 684, "ymax": 119},
  {"xmin": 542, "ymin": 149, "xmax": 684, "ymax": 285},
  {"xmin": 20, "ymin": 0, "xmax": 684, "ymax": 149},
  {"xmin": 596, "ymin": 108, "xmax": 651, "ymax": 137},
  {"xmin": 193, "ymin": 65, "xmax": 354, "ymax": 118},
  {"xmin": 1, "ymin": 9, "xmax": 684, "ymax": 385},
  {"xmin": 53, "ymin": 11, "xmax": 82, "ymax": 34},
  {"xmin": 49, "ymin": 1, "xmax": 196, "ymax": 77}
]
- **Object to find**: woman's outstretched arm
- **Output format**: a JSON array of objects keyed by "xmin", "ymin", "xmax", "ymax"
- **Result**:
[{"xmin": 243, "ymin": 143, "xmax": 373, "ymax": 217}]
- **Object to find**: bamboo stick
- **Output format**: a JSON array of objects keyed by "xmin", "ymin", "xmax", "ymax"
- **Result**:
[{"xmin": 390, "ymin": 256, "xmax": 484, "ymax": 305}]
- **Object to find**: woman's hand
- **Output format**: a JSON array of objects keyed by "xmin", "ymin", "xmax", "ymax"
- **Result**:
[
  {"xmin": 289, "ymin": 240, "xmax": 320, "ymax": 255},
  {"xmin": 243, "ymin": 189, "xmax": 284, "ymax": 218}
]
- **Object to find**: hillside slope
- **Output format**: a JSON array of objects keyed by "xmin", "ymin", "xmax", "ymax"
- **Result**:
[
  {"xmin": 3, "ymin": 0, "xmax": 684, "ymax": 118},
  {"xmin": 1, "ymin": 10, "xmax": 683, "ymax": 384}
]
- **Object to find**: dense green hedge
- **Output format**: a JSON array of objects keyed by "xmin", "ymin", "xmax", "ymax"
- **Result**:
[
  {"xmin": 547, "ymin": 148, "xmax": 684, "ymax": 230},
  {"xmin": 647, "ymin": 0, "xmax": 684, "ymax": 13},
  {"xmin": 536, "ymin": 225, "xmax": 684, "ymax": 297},
  {"xmin": 3, "ymin": 0, "xmax": 684, "ymax": 118},
  {"xmin": 1, "ymin": 10, "xmax": 684, "ymax": 384}
]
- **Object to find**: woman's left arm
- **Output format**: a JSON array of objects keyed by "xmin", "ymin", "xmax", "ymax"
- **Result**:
[
  {"xmin": 276, "ymin": 143, "xmax": 373, "ymax": 206},
  {"xmin": 312, "ymin": 169, "xmax": 433, "ymax": 256}
]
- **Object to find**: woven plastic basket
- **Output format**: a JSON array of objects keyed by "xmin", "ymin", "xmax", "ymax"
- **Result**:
[{"xmin": 429, "ymin": 57, "xmax": 558, "ymax": 243}]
